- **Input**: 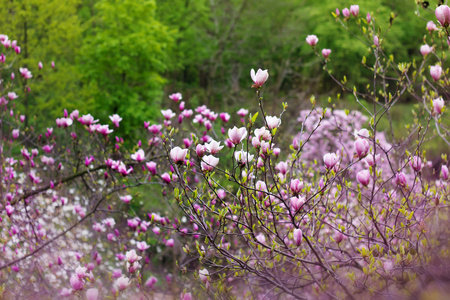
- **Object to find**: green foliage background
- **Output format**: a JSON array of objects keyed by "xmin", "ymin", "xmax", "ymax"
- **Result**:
[{"xmin": 0, "ymin": 0, "xmax": 439, "ymax": 140}]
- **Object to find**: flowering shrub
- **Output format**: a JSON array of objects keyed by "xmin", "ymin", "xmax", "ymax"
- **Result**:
[{"xmin": 1, "ymin": 3, "xmax": 450, "ymax": 300}]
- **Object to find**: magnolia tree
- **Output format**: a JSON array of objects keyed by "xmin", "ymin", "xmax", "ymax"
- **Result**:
[{"xmin": 1, "ymin": 3, "xmax": 450, "ymax": 300}]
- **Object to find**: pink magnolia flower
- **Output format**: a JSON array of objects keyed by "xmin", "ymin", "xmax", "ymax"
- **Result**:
[
  {"xmin": 427, "ymin": 21, "xmax": 438, "ymax": 32},
  {"xmin": 256, "ymin": 233, "xmax": 266, "ymax": 244},
  {"xmin": 86, "ymin": 288, "xmax": 98, "ymax": 300},
  {"xmin": 120, "ymin": 195, "xmax": 132, "ymax": 204},
  {"xmin": 236, "ymin": 108, "xmax": 249, "ymax": 116},
  {"xmin": 433, "ymin": 97, "xmax": 445, "ymax": 114},
  {"xmin": 306, "ymin": 35, "xmax": 319, "ymax": 46},
  {"xmin": 96, "ymin": 124, "xmax": 113, "ymax": 136},
  {"xmin": 161, "ymin": 172, "xmax": 171, "ymax": 184},
  {"xmin": 205, "ymin": 140, "xmax": 224, "ymax": 155},
  {"xmin": 234, "ymin": 150, "xmax": 254, "ymax": 164},
  {"xmin": 436, "ymin": 5, "xmax": 450, "ymax": 27},
  {"xmin": 114, "ymin": 276, "xmax": 130, "ymax": 291},
  {"xmin": 19, "ymin": 67, "xmax": 32, "ymax": 79},
  {"xmin": 250, "ymin": 68, "xmax": 269, "ymax": 88},
  {"xmin": 322, "ymin": 48, "xmax": 331, "ymax": 59},
  {"xmin": 266, "ymin": 116, "xmax": 281, "ymax": 129},
  {"xmin": 136, "ymin": 241, "xmax": 150, "ymax": 251},
  {"xmin": 290, "ymin": 196, "xmax": 305, "ymax": 211},
  {"xmin": 117, "ymin": 163, "xmax": 133, "ymax": 176},
  {"xmin": 219, "ymin": 112, "xmax": 230, "ymax": 122},
  {"xmin": 145, "ymin": 276, "xmax": 158, "ymax": 288},
  {"xmin": 199, "ymin": 269, "xmax": 209, "ymax": 283},
  {"xmin": 420, "ymin": 44, "xmax": 432, "ymax": 56},
  {"xmin": 430, "ymin": 65, "xmax": 443, "ymax": 81},
  {"xmin": 181, "ymin": 292, "xmax": 193, "ymax": 300},
  {"xmin": 126, "ymin": 249, "xmax": 142, "ymax": 264},
  {"xmin": 441, "ymin": 165, "xmax": 449, "ymax": 180},
  {"xmin": 357, "ymin": 169, "xmax": 371, "ymax": 186},
  {"xmin": 8, "ymin": 92, "xmax": 18, "ymax": 100},
  {"xmin": 293, "ymin": 228, "xmax": 302, "ymax": 246},
  {"xmin": 276, "ymin": 161, "xmax": 288, "ymax": 175},
  {"xmin": 410, "ymin": 156, "xmax": 422, "ymax": 172},
  {"xmin": 78, "ymin": 114, "xmax": 98, "ymax": 126},
  {"xmin": 290, "ymin": 179, "xmax": 304, "ymax": 194},
  {"xmin": 170, "ymin": 146, "xmax": 188, "ymax": 163},
  {"xmin": 394, "ymin": 172, "xmax": 407, "ymax": 187},
  {"xmin": 131, "ymin": 149, "xmax": 145, "ymax": 162},
  {"xmin": 350, "ymin": 5, "xmax": 359, "ymax": 17},
  {"xmin": 323, "ymin": 153, "xmax": 339, "ymax": 170},
  {"xmin": 70, "ymin": 274, "xmax": 84, "ymax": 291},
  {"xmin": 38, "ymin": 62, "xmax": 43, "ymax": 69},
  {"xmin": 161, "ymin": 109, "xmax": 176, "ymax": 120},
  {"xmin": 201, "ymin": 155, "xmax": 219, "ymax": 171},
  {"xmin": 335, "ymin": 8, "xmax": 340, "ymax": 16},
  {"xmin": 146, "ymin": 161, "xmax": 157, "ymax": 175},
  {"xmin": 12, "ymin": 129, "xmax": 19, "ymax": 139},
  {"xmin": 342, "ymin": 8, "xmax": 350, "ymax": 18},
  {"xmin": 354, "ymin": 138, "xmax": 370, "ymax": 158},
  {"xmin": 5, "ymin": 205, "xmax": 14, "ymax": 217},
  {"xmin": 169, "ymin": 92, "xmax": 182, "ymax": 102},
  {"xmin": 165, "ymin": 238, "xmax": 175, "ymax": 247},
  {"xmin": 228, "ymin": 126, "xmax": 247, "ymax": 145},
  {"xmin": 366, "ymin": 12, "xmax": 371, "ymax": 23},
  {"xmin": 373, "ymin": 36, "xmax": 379, "ymax": 47},
  {"xmin": 109, "ymin": 114, "xmax": 122, "ymax": 127}
]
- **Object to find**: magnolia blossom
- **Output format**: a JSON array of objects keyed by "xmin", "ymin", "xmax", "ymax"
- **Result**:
[
  {"xmin": 234, "ymin": 151, "xmax": 254, "ymax": 164},
  {"xmin": 427, "ymin": 21, "xmax": 438, "ymax": 32},
  {"xmin": 433, "ymin": 97, "xmax": 445, "ymax": 114},
  {"xmin": 131, "ymin": 149, "xmax": 145, "ymax": 162},
  {"xmin": 146, "ymin": 161, "xmax": 157, "ymax": 174},
  {"xmin": 356, "ymin": 169, "xmax": 371, "ymax": 186},
  {"xmin": 228, "ymin": 126, "xmax": 247, "ymax": 145},
  {"xmin": 256, "ymin": 233, "xmax": 266, "ymax": 244},
  {"xmin": 436, "ymin": 5, "xmax": 450, "ymax": 27},
  {"xmin": 136, "ymin": 241, "xmax": 150, "ymax": 251},
  {"xmin": 219, "ymin": 112, "xmax": 230, "ymax": 122},
  {"xmin": 161, "ymin": 109, "xmax": 176, "ymax": 120},
  {"xmin": 367, "ymin": 12, "xmax": 371, "ymax": 23},
  {"xmin": 70, "ymin": 274, "xmax": 84, "ymax": 291},
  {"xmin": 250, "ymin": 68, "xmax": 269, "ymax": 88},
  {"xmin": 410, "ymin": 156, "xmax": 422, "ymax": 172},
  {"xmin": 126, "ymin": 249, "xmax": 142, "ymax": 264},
  {"xmin": 420, "ymin": 44, "xmax": 432, "ymax": 56},
  {"xmin": 199, "ymin": 269, "xmax": 209, "ymax": 283},
  {"xmin": 290, "ymin": 179, "xmax": 304, "ymax": 194},
  {"xmin": 441, "ymin": 165, "xmax": 449, "ymax": 180},
  {"xmin": 120, "ymin": 195, "xmax": 132, "ymax": 204},
  {"xmin": 323, "ymin": 152, "xmax": 339, "ymax": 169},
  {"xmin": 349, "ymin": 5, "xmax": 359, "ymax": 16},
  {"xmin": 170, "ymin": 146, "xmax": 188, "ymax": 163},
  {"xmin": 293, "ymin": 228, "xmax": 303, "ymax": 246},
  {"xmin": 19, "ymin": 67, "xmax": 32, "ymax": 79},
  {"xmin": 430, "ymin": 65, "xmax": 443, "ymax": 81},
  {"xmin": 165, "ymin": 238, "xmax": 175, "ymax": 247},
  {"xmin": 373, "ymin": 36, "xmax": 379, "ymax": 47},
  {"xmin": 109, "ymin": 114, "xmax": 122, "ymax": 127},
  {"xmin": 322, "ymin": 48, "xmax": 331, "ymax": 59},
  {"xmin": 342, "ymin": 8, "xmax": 350, "ymax": 18},
  {"xmin": 291, "ymin": 196, "xmax": 305, "ymax": 211},
  {"xmin": 86, "ymin": 288, "xmax": 99, "ymax": 300},
  {"xmin": 205, "ymin": 140, "xmax": 224, "ymax": 155},
  {"xmin": 169, "ymin": 92, "xmax": 182, "ymax": 102},
  {"xmin": 114, "ymin": 276, "xmax": 130, "ymax": 291},
  {"xmin": 354, "ymin": 139, "xmax": 370, "ymax": 158},
  {"xmin": 306, "ymin": 35, "xmax": 319, "ymax": 46},
  {"xmin": 237, "ymin": 108, "xmax": 249, "ymax": 116},
  {"xmin": 201, "ymin": 155, "xmax": 219, "ymax": 171},
  {"xmin": 266, "ymin": 116, "xmax": 281, "ymax": 129},
  {"xmin": 394, "ymin": 172, "xmax": 407, "ymax": 187}
]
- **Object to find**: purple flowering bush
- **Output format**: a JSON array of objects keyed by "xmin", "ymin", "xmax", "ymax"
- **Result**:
[{"xmin": 1, "ymin": 4, "xmax": 450, "ymax": 300}]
